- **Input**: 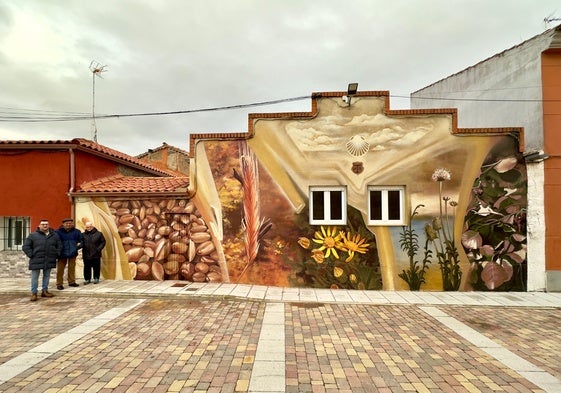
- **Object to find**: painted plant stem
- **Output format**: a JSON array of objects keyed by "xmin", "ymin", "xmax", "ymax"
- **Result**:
[{"xmin": 429, "ymin": 168, "xmax": 462, "ymax": 291}]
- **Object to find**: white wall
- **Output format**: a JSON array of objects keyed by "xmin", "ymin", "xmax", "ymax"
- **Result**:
[{"xmin": 411, "ymin": 31, "xmax": 556, "ymax": 291}]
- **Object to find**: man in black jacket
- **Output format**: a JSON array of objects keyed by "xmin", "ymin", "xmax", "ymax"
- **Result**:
[
  {"xmin": 22, "ymin": 219, "xmax": 62, "ymax": 301},
  {"xmin": 82, "ymin": 221, "xmax": 106, "ymax": 284}
]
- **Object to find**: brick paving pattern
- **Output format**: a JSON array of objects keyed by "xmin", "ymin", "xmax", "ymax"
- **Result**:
[
  {"xmin": 445, "ymin": 306, "xmax": 561, "ymax": 381},
  {"xmin": 0, "ymin": 295, "xmax": 124, "ymax": 364},
  {"xmin": 0, "ymin": 297, "xmax": 265, "ymax": 393},
  {"xmin": 1, "ymin": 273, "xmax": 560, "ymax": 392},
  {"xmin": 285, "ymin": 303, "xmax": 549, "ymax": 393}
]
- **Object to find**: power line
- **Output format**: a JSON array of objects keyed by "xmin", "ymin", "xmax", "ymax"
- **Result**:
[
  {"xmin": 0, "ymin": 95, "xmax": 311, "ymax": 122},
  {"xmin": 393, "ymin": 95, "xmax": 553, "ymax": 103},
  {"xmin": 0, "ymin": 93, "xmax": 560, "ymax": 123}
]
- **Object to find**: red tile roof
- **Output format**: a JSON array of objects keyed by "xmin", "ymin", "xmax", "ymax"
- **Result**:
[
  {"xmin": 73, "ymin": 138, "xmax": 177, "ymax": 176},
  {"xmin": 136, "ymin": 142, "xmax": 189, "ymax": 158},
  {"xmin": 0, "ymin": 138, "xmax": 176, "ymax": 177},
  {"xmin": 77, "ymin": 174, "xmax": 189, "ymax": 193}
]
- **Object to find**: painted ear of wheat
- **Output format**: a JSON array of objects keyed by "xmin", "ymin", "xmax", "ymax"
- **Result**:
[{"xmin": 233, "ymin": 143, "xmax": 272, "ymax": 281}]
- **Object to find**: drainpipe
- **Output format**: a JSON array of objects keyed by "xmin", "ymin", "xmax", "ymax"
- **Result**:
[{"xmin": 68, "ymin": 148, "xmax": 75, "ymax": 218}]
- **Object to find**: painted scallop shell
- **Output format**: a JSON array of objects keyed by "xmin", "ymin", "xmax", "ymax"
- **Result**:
[{"xmin": 345, "ymin": 135, "xmax": 370, "ymax": 157}]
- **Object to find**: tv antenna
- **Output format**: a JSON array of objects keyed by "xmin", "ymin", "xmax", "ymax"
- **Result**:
[
  {"xmin": 544, "ymin": 13, "xmax": 561, "ymax": 29},
  {"xmin": 89, "ymin": 60, "xmax": 108, "ymax": 143}
]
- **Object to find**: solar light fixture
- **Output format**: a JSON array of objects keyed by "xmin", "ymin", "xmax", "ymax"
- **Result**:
[
  {"xmin": 347, "ymin": 83, "xmax": 358, "ymax": 95},
  {"xmin": 342, "ymin": 83, "xmax": 359, "ymax": 106}
]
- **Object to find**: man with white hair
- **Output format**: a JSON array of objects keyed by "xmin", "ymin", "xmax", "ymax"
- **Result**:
[{"xmin": 81, "ymin": 221, "xmax": 106, "ymax": 284}]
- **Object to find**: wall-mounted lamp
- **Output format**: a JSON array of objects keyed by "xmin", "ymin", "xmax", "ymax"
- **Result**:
[
  {"xmin": 524, "ymin": 150, "xmax": 550, "ymax": 163},
  {"xmin": 342, "ymin": 82, "xmax": 359, "ymax": 106}
]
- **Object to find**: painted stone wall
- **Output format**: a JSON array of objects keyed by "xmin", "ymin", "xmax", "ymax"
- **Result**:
[{"xmin": 75, "ymin": 197, "xmax": 227, "ymax": 282}]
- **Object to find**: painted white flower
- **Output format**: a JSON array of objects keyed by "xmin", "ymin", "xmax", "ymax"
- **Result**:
[{"xmin": 431, "ymin": 168, "xmax": 451, "ymax": 182}]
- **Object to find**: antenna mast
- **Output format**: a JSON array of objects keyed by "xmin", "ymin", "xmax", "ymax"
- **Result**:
[
  {"xmin": 544, "ymin": 14, "xmax": 561, "ymax": 29},
  {"xmin": 89, "ymin": 60, "xmax": 107, "ymax": 143}
]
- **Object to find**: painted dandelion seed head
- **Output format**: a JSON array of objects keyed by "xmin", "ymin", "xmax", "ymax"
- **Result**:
[
  {"xmin": 346, "ymin": 135, "xmax": 370, "ymax": 157},
  {"xmin": 432, "ymin": 168, "xmax": 451, "ymax": 182}
]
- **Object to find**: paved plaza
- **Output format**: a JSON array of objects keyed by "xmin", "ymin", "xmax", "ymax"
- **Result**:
[{"xmin": 0, "ymin": 276, "xmax": 560, "ymax": 392}]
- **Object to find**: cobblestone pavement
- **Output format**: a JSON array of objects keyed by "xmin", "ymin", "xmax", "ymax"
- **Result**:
[
  {"xmin": 1, "ymin": 259, "xmax": 561, "ymax": 392},
  {"xmin": 0, "ymin": 282, "xmax": 560, "ymax": 393}
]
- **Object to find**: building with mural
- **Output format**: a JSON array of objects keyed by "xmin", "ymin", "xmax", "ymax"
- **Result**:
[
  {"xmin": 0, "ymin": 90, "xmax": 528, "ymax": 292},
  {"xmin": 5, "ymin": 25, "xmax": 560, "ymax": 291},
  {"xmin": 411, "ymin": 23, "xmax": 561, "ymax": 291},
  {"xmin": 187, "ymin": 90, "xmax": 526, "ymax": 292}
]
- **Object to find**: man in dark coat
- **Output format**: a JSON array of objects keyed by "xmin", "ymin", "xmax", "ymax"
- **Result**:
[
  {"xmin": 82, "ymin": 221, "xmax": 106, "ymax": 284},
  {"xmin": 56, "ymin": 218, "xmax": 83, "ymax": 290},
  {"xmin": 22, "ymin": 219, "xmax": 62, "ymax": 301}
]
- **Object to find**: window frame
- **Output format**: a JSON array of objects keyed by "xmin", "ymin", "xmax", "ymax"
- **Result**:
[
  {"xmin": 367, "ymin": 186, "xmax": 406, "ymax": 226},
  {"xmin": 309, "ymin": 186, "xmax": 347, "ymax": 225},
  {"xmin": 1, "ymin": 216, "xmax": 30, "ymax": 251}
]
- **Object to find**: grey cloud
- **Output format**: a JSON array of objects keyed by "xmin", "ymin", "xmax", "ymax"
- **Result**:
[{"xmin": 0, "ymin": 0, "xmax": 559, "ymax": 156}]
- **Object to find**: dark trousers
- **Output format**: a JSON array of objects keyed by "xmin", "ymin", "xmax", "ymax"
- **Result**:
[{"xmin": 83, "ymin": 258, "xmax": 101, "ymax": 281}]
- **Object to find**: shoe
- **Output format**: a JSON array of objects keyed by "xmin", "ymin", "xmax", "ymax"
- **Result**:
[
  {"xmin": 84, "ymin": 280, "xmax": 90, "ymax": 285},
  {"xmin": 69, "ymin": 283, "xmax": 79, "ymax": 287},
  {"xmin": 30, "ymin": 293, "xmax": 37, "ymax": 302},
  {"xmin": 57, "ymin": 285, "xmax": 64, "ymax": 290},
  {"xmin": 41, "ymin": 291, "xmax": 54, "ymax": 298},
  {"xmin": 93, "ymin": 279, "xmax": 99, "ymax": 284}
]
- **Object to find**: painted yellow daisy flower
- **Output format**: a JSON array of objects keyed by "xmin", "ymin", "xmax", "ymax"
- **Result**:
[
  {"xmin": 312, "ymin": 226, "xmax": 342, "ymax": 259},
  {"xmin": 339, "ymin": 231, "xmax": 370, "ymax": 262}
]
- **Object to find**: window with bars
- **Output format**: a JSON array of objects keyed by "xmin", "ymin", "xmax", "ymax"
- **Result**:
[
  {"xmin": 367, "ymin": 186, "xmax": 405, "ymax": 225},
  {"xmin": 1, "ymin": 216, "xmax": 30, "ymax": 251},
  {"xmin": 309, "ymin": 186, "xmax": 347, "ymax": 225}
]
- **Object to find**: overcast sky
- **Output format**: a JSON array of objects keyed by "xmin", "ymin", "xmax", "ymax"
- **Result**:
[{"xmin": 0, "ymin": 0, "xmax": 559, "ymax": 156}]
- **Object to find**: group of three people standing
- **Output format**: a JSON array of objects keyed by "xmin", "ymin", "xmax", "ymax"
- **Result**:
[{"xmin": 22, "ymin": 218, "xmax": 106, "ymax": 301}]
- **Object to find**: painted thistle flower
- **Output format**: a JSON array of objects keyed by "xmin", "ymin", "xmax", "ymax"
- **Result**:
[
  {"xmin": 424, "ymin": 223, "xmax": 438, "ymax": 241},
  {"xmin": 432, "ymin": 216, "xmax": 442, "ymax": 230},
  {"xmin": 431, "ymin": 168, "xmax": 451, "ymax": 182},
  {"xmin": 312, "ymin": 226, "xmax": 342, "ymax": 259},
  {"xmin": 339, "ymin": 231, "xmax": 370, "ymax": 263}
]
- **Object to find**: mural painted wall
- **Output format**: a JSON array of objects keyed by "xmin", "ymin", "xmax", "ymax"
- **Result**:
[
  {"xmin": 191, "ymin": 94, "xmax": 527, "ymax": 291},
  {"xmin": 75, "ymin": 93, "xmax": 527, "ymax": 291},
  {"xmin": 75, "ymin": 197, "xmax": 228, "ymax": 283}
]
